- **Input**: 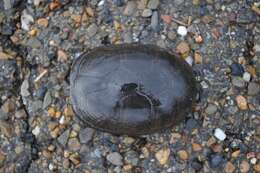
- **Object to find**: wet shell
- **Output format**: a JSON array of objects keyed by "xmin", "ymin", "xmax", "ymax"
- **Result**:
[{"xmin": 70, "ymin": 44, "xmax": 197, "ymax": 135}]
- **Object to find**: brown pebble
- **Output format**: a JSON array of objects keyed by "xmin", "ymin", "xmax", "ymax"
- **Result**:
[
  {"xmin": 42, "ymin": 149, "xmax": 52, "ymax": 159},
  {"xmin": 49, "ymin": 2, "xmax": 60, "ymax": 10},
  {"xmin": 68, "ymin": 138, "xmax": 81, "ymax": 151},
  {"xmin": 155, "ymin": 148, "xmax": 170, "ymax": 165},
  {"xmin": 28, "ymin": 29, "xmax": 37, "ymax": 36},
  {"xmin": 69, "ymin": 154, "xmax": 80, "ymax": 165},
  {"xmin": 57, "ymin": 49, "xmax": 68, "ymax": 62},
  {"xmin": 0, "ymin": 150, "xmax": 6, "ymax": 164},
  {"xmin": 1, "ymin": 99, "xmax": 15, "ymax": 113},
  {"xmin": 37, "ymin": 18, "xmax": 49, "ymax": 27},
  {"xmin": 231, "ymin": 150, "xmax": 240, "ymax": 158},
  {"xmin": 225, "ymin": 161, "xmax": 235, "ymax": 173},
  {"xmin": 86, "ymin": 7, "xmax": 94, "ymax": 17},
  {"xmin": 253, "ymin": 164, "xmax": 260, "ymax": 172},
  {"xmin": 192, "ymin": 142, "xmax": 202, "ymax": 151},
  {"xmin": 50, "ymin": 127, "xmax": 60, "ymax": 138},
  {"xmin": 63, "ymin": 158, "xmax": 70, "ymax": 169},
  {"xmin": 64, "ymin": 106, "xmax": 74, "ymax": 117},
  {"xmin": 160, "ymin": 15, "xmax": 172, "ymax": 24},
  {"xmin": 0, "ymin": 120, "xmax": 13, "ymax": 138},
  {"xmin": 194, "ymin": 52, "xmax": 202, "ymax": 64},
  {"xmin": 240, "ymin": 160, "xmax": 250, "ymax": 173},
  {"xmin": 194, "ymin": 35, "xmax": 203, "ymax": 43},
  {"xmin": 236, "ymin": 95, "xmax": 248, "ymax": 110},
  {"xmin": 176, "ymin": 41, "xmax": 190, "ymax": 58},
  {"xmin": 177, "ymin": 150, "xmax": 189, "ymax": 160}
]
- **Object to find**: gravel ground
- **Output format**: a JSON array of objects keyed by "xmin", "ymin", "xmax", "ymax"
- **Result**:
[{"xmin": 0, "ymin": 0, "xmax": 259, "ymax": 173}]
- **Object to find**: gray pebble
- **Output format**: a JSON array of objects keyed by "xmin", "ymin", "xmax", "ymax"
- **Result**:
[
  {"xmin": 21, "ymin": 79, "xmax": 30, "ymax": 97},
  {"xmin": 106, "ymin": 152, "xmax": 123, "ymax": 166},
  {"xmin": 79, "ymin": 127, "xmax": 94, "ymax": 144},
  {"xmin": 42, "ymin": 91, "xmax": 52, "ymax": 109},
  {"xmin": 142, "ymin": 9, "xmax": 152, "ymax": 17},
  {"xmin": 205, "ymin": 104, "xmax": 217, "ymax": 115},
  {"xmin": 147, "ymin": 0, "xmax": 159, "ymax": 10},
  {"xmin": 26, "ymin": 38, "xmax": 42, "ymax": 49},
  {"xmin": 248, "ymin": 82, "xmax": 259, "ymax": 96},
  {"xmin": 151, "ymin": 11, "xmax": 159, "ymax": 32},
  {"xmin": 87, "ymin": 23, "xmax": 98, "ymax": 37},
  {"xmin": 57, "ymin": 129, "xmax": 70, "ymax": 147},
  {"xmin": 232, "ymin": 77, "xmax": 245, "ymax": 88},
  {"xmin": 123, "ymin": 1, "xmax": 137, "ymax": 16}
]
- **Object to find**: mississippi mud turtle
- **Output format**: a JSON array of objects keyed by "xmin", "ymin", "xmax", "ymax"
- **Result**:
[{"xmin": 70, "ymin": 44, "xmax": 197, "ymax": 136}]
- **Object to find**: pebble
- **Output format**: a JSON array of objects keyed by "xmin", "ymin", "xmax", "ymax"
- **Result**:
[
  {"xmin": 210, "ymin": 154, "xmax": 224, "ymax": 168},
  {"xmin": 68, "ymin": 138, "xmax": 81, "ymax": 151},
  {"xmin": 192, "ymin": 143, "xmax": 202, "ymax": 151},
  {"xmin": 0, "ymin": 150, "xmax": 5, "ymax": 165},
  {"xmin": 21, "ymin": 79, "xmax": 30, "ymax": 97},
  {"xmin": 176, "ymin": 41, "xmax": 190, "ymax": 57},
  {"xmin": 185, "ymin": 56, "xmax": 193, "ymax": 66},
  {"xmin": 161, "ymin": 15, "xmax": 172, "ymax": 24},
  {"xmin": 15, "ymin": 109, "xmax": 27, "ymax": 119},
  {"xmin": 142, "ymin": 9, "xmax": 152, "ymax": 17},
  {"xmin": 177, "ymin": 26, "xmax": 188, "ymax": 37},
  {"xmin": 106, "ymin": 152, "xmax": 123, "ymax": 166},
  {"xmin": 242, "ymin": 72, "xmax": 251, "ymax": 82},
  {"xmin": 147, "ymin": 0, "xmax": 159, "ymax": 10},
  {"xmin": 232, "ymin": 77, "xmax": 245, "ymax": 88},
  {"xmin": 235, "ymin": 95, "xmax": 248, "ymax": 110},
  {"xmin": 167, "ymin": 31, "xmax": 176, "ymax": 40},
  {"xmin": 254, "ymin": 164, "xmax": 260, "ymax": 172},
  {"xmin": 1, "ymin": 99, "xmax": 15, "ymax": 113},
  {"xmin": 43, "ymin": 91, "xmax": 52, "ymax": 109},
  {"xmin": 57, "ymin": 49, "xmax": 68, "ymax": 62},
  {"xmin": 155, "ymin": 148, "xmax": 170, "ymax": 165},
  {"xmin": 26, "ymin": 38, "xmax": 42, "ymax": 49},
  {"xmin": 57, "ymin": 129, "xmax": 70, "ymax": 147},
  {"xmin": 185, "ymin": 118, "xmax": 198, "ymax": 131},
  {"xmin": 205, "ymin": 104, "xmax": 217, "ymax": 115},
  {"xmin": 0, "ymin": 52, "xmax": 14, "ymax": 60},
  {"xmin": 0, "ymin": 120, "xmax": 13, "ymax": 137},
  {"xmin": 21, "ymin": 10, "xmax": 34, "ymax": 31},
  {"xmin": 240, "ymin": 160, "xmax": 250, "ymax": 173},
  {"xmin": 69, "ymin": 154, "xmax": 80, "ymax": 165},
  {"xmin": 177, "ymin": 150, "xmax": 189, "ymax": 160},
  {"xmin": 32, "ymin": 126, "xmax": 41, "ymax": 136},
  {"xmin": 79, "ymin": 127, "xmax": 94, "ymax": 144},
  {"xmin": 230, "ymin": 63, "xmax": 244, "ymax": 76},
  {"xmin": 191, "ymin": 158, "xmax": 203, "ymax": 171},
  {"xmin": 214, "ymin": 128, "xmax": 226, "ymax": 141},
  {"xmin": 37, "ymin": 18, "xmax": 49, "ymax": 27},
  {"xmin": 151, "ymin": 11, "xmax": 159, "ymax": 32},
  {"xmin": 248, "ymin": 82, "xmax": 260, "ymax": 95},
  {"xmin": 87, "ymin": 23, "xmax": 98, "ymax": 37},
  {"xmin": 123, "ymin": 1, "xmax": 137, "ymax": 16},
  {"xmin": 194, "ymin": 35, "xmax": 203, "ymax": 43},
  {"xmin": 225, "ymin": 161, "xmax": 235, "ymax": 173},
  {"xmin": 194, "ymin": 52, "xmax": 202, "ymax": 64}
]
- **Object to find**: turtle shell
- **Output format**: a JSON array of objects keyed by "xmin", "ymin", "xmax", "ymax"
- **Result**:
[{"xmin": 70, "ymin": 44, "xmax": 197, "ymax": 135}]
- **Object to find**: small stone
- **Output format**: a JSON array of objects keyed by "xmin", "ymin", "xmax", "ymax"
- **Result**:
[
  {"xmin": 0, "ymin": 150, "xmax": 6, "ymax": 165},
  {"xmin": 151, "ymin": 11, "xmax": 159, "ymax": 32},
  {"xmin": 87, "ymin": 23, "xmax": 98, "ymax": 37},
  {"xmin": 147, "ymin": 0, "xmax": 159, "ymax": 9},
  {"xmin": 1, "ymin": 99, "xmax": 15, "ymax": 113},
  {"xmin": 86, "ymin": 7, "xmax": 94, "ymax": 17},
  {"xmin": 63, "ymin": 158, "xmax": 70, "ymax": 169},
  {"xmin": 79, "ymin": 127, "xmax": 94, "ymax": 144},
  {"xmin": 177, "ymin": 26, "xmax": 188, "ymax": 37},
  {"xmin": 230, "ymin": 63, "xmax": 244, "ymax": 76},
  {"xmin": 210, "ymin": 154, "xmax": 224, "ymax": 168},
  {"xmin": 64, "ymin": 106, "xmax": 74, "ymax": 117},
  {"xmin": 194, "ymin": 35, "xmax": 203, "ymax": 43},
  {"xmin": 192, "ymin": 143, "xmax": 202, "ymax": 151},
  {"xmin": 240, "ymin": 160, "xmax": 250, "ymax": 173},
  {"xmin": 15, "ymin": 109, "xmax": 27, "ymax": 119},
  {"xmin": 176, "ymin": 41, "xmax": 190, "ymax": 57},
  {"xmin": 49, "ymin": 2, "xmax": 60, "ymax": 10},
  {"xmin": 33, "ymin": 0, "xmax": 43, "ymax": 6},
  {"xmin": 142, "ymin": 9, "xmax": 152, "ymax": 17},
  {"xmin": 69, "ymin": 154, "xmax": 80, "ymax": 165},
  {"xmin": 253, "ymin": 164, "xmax": 260, "ymax": 172},
  {"xmin": 191, "ymin": 158, "xmax": 203, "ymax": 171},
  {"xmin": 250, "ymin": 158, "xmax": 257, "ymax": 164},
  {"xmin": 242, "ymin": 72, "xmax": 251, "ymax": 82},
  {"xmin": 21, "ymin": 10, "xmax": 34, "ymax": 31},
  {"xmin": 32, "ymin": 126, "xmax": 41, "ymax": 136},
  {"xmin": 26, "ymin": 38, "xmax": 42, "ymax": 49},
  {"xmin": 68, "ymin": 138, "xmax": 81, "ymax": 151},
  {"xmin": 43, "ymin": 91, "xmax": 52, "ymax": 109},
  {"xmin": 177, "ymin": 150, "xmax": 189, "ymax": 160},
  {"xmin": 192, "ymin": 0, "xmax": 200, "ymax": 5},
  {"xmin": 232, "ymin": 77, "xmax": 245, "ymax": 88},
  {"xmin": 123, "ymin": 1, "xmax": 137, "ymax": 16},
  {"xmin": 214, "ymin": 128, "xmax": 226, "ymax": 141},
  {"xmin": 21, "ymin": 79, "xmax": 30, "ymax": 97},
  {"xmin": 231, "ymin": 150, "xmax": 240, "ymax": 158},
  {"xmin": 57, "ymin": 49, "xmax": 68, "ymax": 62},
  {"xmin": 194, "ymin": 52, "xmax": 202, "ymax": 64},
  {"xmin": 0, "ymin": 120, "xmax": 13, "ymax": 137},
  {"xmin": 48, "ymin": 107, "xmax": 56, "ymax": 117},
  {"xmin": 205, "ymin": 104, "xmax": 217, "ymax": 115},
  {"xmin": 28, "ymin": 29, "xmax": 37, "ymax": 36},
  {"xmin": 161, "ymin": 15, "xmax": 172, "ymax": 24},
  {"xmin": 236, "ymin": 95, "xmax": 248, "ymax": 110},
  {"xmin": 0, "ymin": 52, "xmax": 14, "ymax": 60},
  {"xmin": 155, "ymin": 148, "xmax": 170, "ymax": 165},
  {"xmin": 167, "ymin": 31, "xmax": 176, "ymax": 40},
  {"xmin": 248, "ymin": 82, "xmax": 260, "ymax": 95},
  {"xmin": 57, "ymin": 129, "xmax": 70, "ymax": 147},
  {"xmin": 50, "ymin": 127, "xmax": 60, "ymax": 138},
  {"xmin": 106, "ymin": 152, "xmax": 123, "ymax": 166},
  {"xmin": 37, "ymin": 18, "xmax": 49, "ymax": 27},
  {"xmin": 185, "ymin": 56, "xmax": 193, "ymax": 66},
  {"xmin": 225, "ymin": 162, "xmax": 235, "ymax": 173}
]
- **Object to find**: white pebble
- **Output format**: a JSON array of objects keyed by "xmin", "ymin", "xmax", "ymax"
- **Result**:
[
  {"xmin": 177, "ymin": 26, "xmax": 188, "ymax": 37},
  {"xmin": 250, "ymin": 158, "xmax": 257, "ymax": 164},
  {"xmin": 98, "ymin": 0, "xmax": 105, "ymax": 6},
  {"xmin": 243, "ymin": 72, "xmax": 251, "ymax": 82},
  {"xmin": 21, "ymin": 10, "xmax": 34, "ymax": 31},
  {"xmin": 59, "ymin": 116, "xmax": 65, "ymax": 124},
  {"xmin": 214, "ymin": 128, "xmax": 226, "ymax": 141},
  {"xmin": 185, "ymin": 56, "xmax": 193, "ymax": 66},
  {"xmin": 32, "ymin": 126, "xmax": 40, "ymax": 136}
]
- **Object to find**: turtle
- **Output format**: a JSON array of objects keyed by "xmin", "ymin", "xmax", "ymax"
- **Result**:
[{"xmin": 70, "ymin": 44, "xmax": 197, "ymax": 136}]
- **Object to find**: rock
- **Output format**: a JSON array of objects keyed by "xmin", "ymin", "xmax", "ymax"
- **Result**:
[
  {"xmin": 155, "ymin": 148, "xmax": 170, "ymax": 165},
  {"xmin": 205, "ymin": 104, "xmax": 217, "ymax": 115},
  {"xmin": 185, "ymin": 56, "xmax": 193, "ymax": 66},
  {"xmin": 147, "ymin": 0, "xmax": 159, "ymax": 9},
  {"xmin": 0, "ymin": 51, "xmax": 14, "ymax": 60},
  {"xmin": 161, "ymin": 15, "xmax": 172, "ymax": 24},
  {"xmin": 253, "ymin": 164, "xmax": 260, "ymax": 172},
  {"xmin": 26, "ymin": 38, "xmax": 42, "ymax": 49},
  {"xmin": 0, "ymin": 150, "xmax": 5, "ymax": 166},
  {"xmin": 79, "ymin": 127, "xmax": 94, "ymax": 144},
  {"xmin": 142, "ymin": 9, "xmax": 152, "ymax": 17},
  {"xmin": 33, "ymin": 0, "xmax": 43, "ymax": 6},
  {"xmin": 185, "ymin": 118, "xmax": 198, "ymax": 131},
  {"xmin": 21, "ymin": 10, "xmax": 34, "ymax": 31},
  {"xmin": 32, "ymin": 126, "xmax": 41, "ymax": 136},
  {"xmin": 21, "ymin": 79, "xmax": 30, "ymax": 97},
  {"xmin": 231, "ymin": 150, "xmax": 240, "ymax": 158},
  {"xmin": 191, "ymin": 158, "xmax": 203, "ymax": 171},
  {"xmin": 37, "ymin": 18, "xmax": 49, "ymax": 27},
  {"xmin": 194, "ymin": 35, "xmax": 203, "ymax": 43},
  {"xmin": 28, "ymin": 29, "xmax": 37, "ymax": 37},
  {"xmin": 57, "ymin": 49, "xmax": 68, "ymax": 62},
  {"xmin": 230, "ymin": 63, "xmax": 244, "ymax": 76},
  {"xmin": 68, "ymin": 138, "xmax": 81, "ymax": 151},
  {"xmin": 176, "ymin": 41, "xmax": 190, "ymax": 57},
  {"xmin": 15, "ymin": 109, "xmax": 27, "ymax": 119},
  {"xmin": 225, "ymin": 162, "xmax": 235, "ymax": 173},
  {"xmin": 240, "ymin": 160, "xmax": 250, "ymax": 173},
  {"xmin": 177, "ymin": 150, "xmax": 188, "ymax": 160},
  {"xmin": 63, "ymin": 158, "xmax": 70, "ymax": 169},
  {"xmin": 232, "ymin": 77, "xmax": 245, "ymax": 88},
  {"xmin": 69, "ymin": 154, "xmax": 80, "ymax": 165},
  {"xmin": 167, "ymin": 31, "xmax": 176, "ymax": 40},
  {"xmin": 0, "ymin": 120, "xmax": 13, "ymax": 137},
  {"xmin": 124, "ymin": 150, "xmax": 139, "ymax": 166},
  {"xmin": 248, "ymin": 82, "xmax": 260, "ymax": 95},
  {"xmin": 151, "ymin": 11, "xmax": 159, "ymax": 32},
  {"xmin": 177, "ymin": 26, "xmax": 188, "ymax": 37},
  {"xmin": 87, "ymin": 23, "xmax": 98, "ymax": 37},
  {"xmin": 43, "ymin": 91, "xmax": 52, "ymax": 109},
  {"xmin": 235, "ymin": 95, "xmax": 248, "ymax": 110},
  {"xmin": 123, "ymin": 1, "xmax": 137, "ymax": 16},
  {"xmin": 210, "ymin": 154, "xmax": 224, "ymax": 168},
  {"xmin": 1, "ymin": 99, "xmax": 15, "ymax": 113},
  {"xmin": 242, "ymin": 72, "xmax": 251, "ymax": 82},
  {"xmin": 58, "ymin": 129, "xmax": 70, "ymax": 147},
  {"xmin": 106, "ymin": 152, "xmax": 123, "ymax": 166},
  {"xmin": 214, "ymin": 128, "xmax": 226, "ymax": 141},
  {"xmin": 194, "ymin": 52, "xmax": 202, "ymax": 64},
  {"xmin": 113, "ymin": 0, "xmax": 124, "ymax": 6},
  {"xmin": 192, "ymin": 143, "xmax": 202, "ymax": 151}
]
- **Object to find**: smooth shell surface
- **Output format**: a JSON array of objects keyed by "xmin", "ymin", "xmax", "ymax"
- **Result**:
[{"xmin": 70, "ymin": 44, "xmax": 197, "ymax": 135}]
